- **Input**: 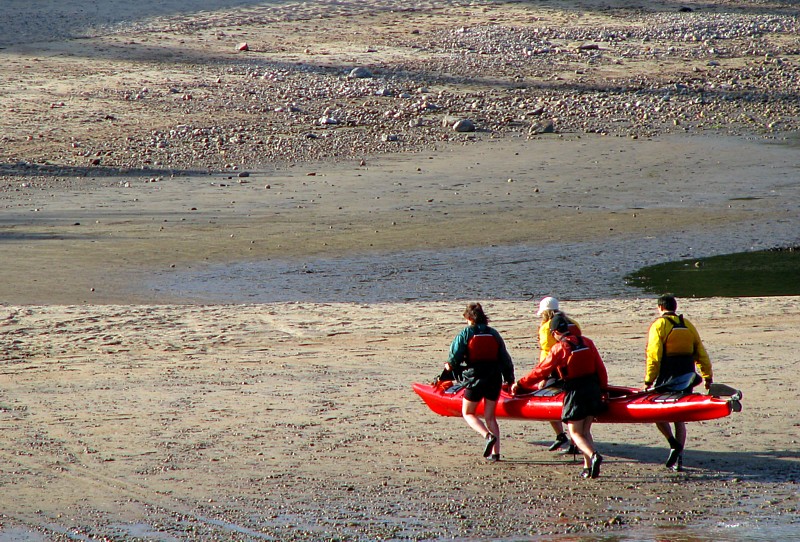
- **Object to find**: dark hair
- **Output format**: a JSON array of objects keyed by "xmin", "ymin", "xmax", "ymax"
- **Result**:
[
  {"xmin": 657, "ymin": 294, "xmax": 677, "ymax": 312},
  {"xmin": 463, "ymin": 302, "xmax": 489, "ymax": 325},
  {"xmin": 549, "ymin": 313, "xmax": 570, "ymax": 334}
]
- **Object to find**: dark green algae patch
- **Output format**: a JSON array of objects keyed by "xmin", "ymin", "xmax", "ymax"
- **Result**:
[{"xmin": 625, "ymin": 247, "xmax": 800, "ymax": 297}]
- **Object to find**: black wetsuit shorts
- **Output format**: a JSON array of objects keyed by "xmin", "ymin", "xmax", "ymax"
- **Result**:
[{"xmin": 463, "ymin": 374, "xmax": 502, "ymax": 402}]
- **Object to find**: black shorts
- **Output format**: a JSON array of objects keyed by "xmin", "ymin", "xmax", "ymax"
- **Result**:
[
  {"xmin": 561, "ymin": 375, "xmax": 606, "ymax": 422},
  {"xmin": 463, "ymin": 375, "xmax": 502, "ymax": 402}
]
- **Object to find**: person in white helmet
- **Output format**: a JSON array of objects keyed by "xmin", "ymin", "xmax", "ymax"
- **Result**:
[{"xmin": 534, "ymin": 296, "xmax": 582, "ymax": 454}]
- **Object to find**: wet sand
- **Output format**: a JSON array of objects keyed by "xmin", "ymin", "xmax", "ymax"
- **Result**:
[{"xmin": 3, "ymin": 134, "xmax": 799, "ymax": 305}]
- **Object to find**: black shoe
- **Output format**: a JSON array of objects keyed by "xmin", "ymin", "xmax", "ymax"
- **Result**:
[
  {"xmin": 580, "ymin": 467, "xmax": 591, "ymax": 479},
  {"xmin": 485, "ymin": 453, "xmax": 501, "ymax": 463},
  {"xmin": 666, "ymin": 448, "xmax": 682, "ymax": 469},
  {"xmin": 483, "ymin": 433, "xmax": 497, "ymax": 457},
  {"xmin": 548, "ymin": 432, "xmax": 568, "ymax": 451},
  {"xmin": 672, "ymin": 453, "xmax": 683, "ymax": 472},
  {"xmin": 590, "ymin": 452, "xmax": 603, "ymax": 479}
]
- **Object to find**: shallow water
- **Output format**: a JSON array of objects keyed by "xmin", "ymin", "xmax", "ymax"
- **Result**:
[
  {"xmin": 626, "ymin": 247, "xmax": 800, "ymax": 297},
  {"xmin": 0, "ymin": 0, "xmax": 295, "ymax": 46},
  {"xmin": 147, "ymin": 220, "xmax": 799, "ymax": 304},
  {"xmin": 1, "ymin": 516, "xmax": 796, "ymax": 541},
  {"xmin": 524, "ymin": 519, "xmax": 800, "ymax": 541}
]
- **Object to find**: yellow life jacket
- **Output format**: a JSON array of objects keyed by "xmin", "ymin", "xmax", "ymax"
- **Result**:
[{"xmin": 663, "ymin": 314, "xmax": 695, "ymax": 358}]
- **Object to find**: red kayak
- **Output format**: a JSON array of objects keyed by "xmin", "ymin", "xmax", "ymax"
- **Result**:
[{"xmin": 412, "ymin": 381, "xmax": 742, "ymax": 423}]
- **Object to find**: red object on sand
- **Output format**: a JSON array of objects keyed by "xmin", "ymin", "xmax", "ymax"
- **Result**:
[{"xmin": 412, "ymin": 382, "xmax": 740, "ymax": 423}]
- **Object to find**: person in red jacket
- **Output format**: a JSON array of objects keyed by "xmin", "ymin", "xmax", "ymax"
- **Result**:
[{"xmin": 512, "ymin": 314, "xmax": 608, "ymax": 478}]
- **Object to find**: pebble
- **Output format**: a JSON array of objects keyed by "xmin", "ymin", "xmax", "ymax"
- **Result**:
[
  {"xmin": 453, "ymin": 119, "xmax": 475, "ymax": 132},
  {"xmin": 5, "ymin": 3, "xmax": 798, "ymax": 182},
  {"xmin": 348, "ymin": 67, "xmax": 373, "ymax": 79}
]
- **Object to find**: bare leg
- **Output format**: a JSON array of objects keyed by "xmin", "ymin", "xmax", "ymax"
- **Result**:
[
  {"xmin": 656, "ymin": 421, "xmax": 685, "ymax": 469},
  {"xmin": 655, "ymin": 421, "xmax": 674, "ymax": 442},
  {"xmin": 656, "ymin": 421, "xmax": 685, "ymax": 449},
  {"xmin": 547, "ymin": 421, "xmax": 569, "ymax": 451},
  {"xmin": 541, "ymin": 378, "xmax": 567, "ymax": 441},
  {"xmin": 462, "ymin": 399, "xmax": 490, "ymax": 438},
  {"xmin": 483, "ymin": 399, "xmax": 500, "ymax": 455},
  {"xmin": 672, "ymin": 422, "xmax": 687, "ymax": 470},
  {"xmin": 567, "ymin": 417, "xmax": 596, "ymax": 467},
  {"xmin": 674, "ymin": 422, "xmax": 687, "ymax": 449}
]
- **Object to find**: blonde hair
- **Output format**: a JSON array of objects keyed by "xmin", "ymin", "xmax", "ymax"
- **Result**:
[{"xmin": 540, "ymin": 309, "xmax": 557, "ymax": 323}]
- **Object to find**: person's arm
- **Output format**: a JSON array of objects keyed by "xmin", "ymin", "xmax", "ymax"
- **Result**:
[
  {"xmin": 446, "ymin": 328, "xmax": 469, "ymax": 377},
  {"xmin": 643, "ymin": 319, "xmax": 665, "ymax": 387},
  {"xmin": 687, "ymin": 319, "xmax": 713, "ymax": 386},
  {"xmin": 593, "ymin": 343, "xmax": 608, "ymax": 389},
  {"xmin": 493, "ymin": 330, "xmax": 515, "ymax": 384},
  {"xmin": 516, "ymin": 345, "xmax": 560, "ymax": 391}
]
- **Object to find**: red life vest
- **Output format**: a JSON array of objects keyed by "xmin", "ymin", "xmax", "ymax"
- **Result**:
[
  {"xmin": 559, "ymin": 336, "xmax": 596, "ymax": 380},
  {"xmin": 467, "ymin": 332, "xmax": 499, "ymax": 363}
]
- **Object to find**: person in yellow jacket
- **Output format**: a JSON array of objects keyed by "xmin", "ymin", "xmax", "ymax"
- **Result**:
[
  {"xmin": 536, "ymin": 297, "xmax": 582, "ymax": 453},
  {"xmin": 644, "ymin": 294, "xmax": 713, "ymax": 471}
]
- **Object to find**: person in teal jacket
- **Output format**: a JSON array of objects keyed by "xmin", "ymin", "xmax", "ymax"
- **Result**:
[{"xmin": 444, "ymin": 302, "xmax": 515, "ymax": 462}]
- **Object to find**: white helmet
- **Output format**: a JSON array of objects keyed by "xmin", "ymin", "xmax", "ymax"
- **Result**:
[{"xmin": 537, "ymin": 296, "xmax": 559, "ymax": 316}]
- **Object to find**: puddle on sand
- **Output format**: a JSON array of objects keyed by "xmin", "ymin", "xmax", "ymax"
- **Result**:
[
  {"xmin": 0, "ymin": 528, "xmax": 48, "ymax": 542},
  {"xmin": 626, "ymin": 246, "xmax": 800, "ymax": 297},
  {"xmin": 524, "ymin": 518, "xmax": 800, "ymax": 542}
]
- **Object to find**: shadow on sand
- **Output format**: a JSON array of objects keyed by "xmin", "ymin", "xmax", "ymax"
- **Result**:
[{"xmin": 514, "ymin": 439, "xmax": 800, "ymax": 483}]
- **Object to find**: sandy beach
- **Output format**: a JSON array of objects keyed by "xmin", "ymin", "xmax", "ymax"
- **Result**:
[
  {"xmin": 1, "ymin": 1, "xmax": 799, "ymax": 540},
  {"xmin": 1, "ymin": 299, "xmax": 799, "ymax": 540}
]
